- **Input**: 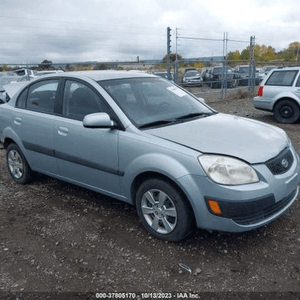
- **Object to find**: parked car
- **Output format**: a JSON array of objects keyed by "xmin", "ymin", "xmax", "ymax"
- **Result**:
[
  {"xmin": 262, "ymin": 66, "xmax": 277, "ymax": 75},
  {"xmin": 13, "ymin": 68, "xmax": 37, "ymax": 79},
  {"xmin": 256, "ymin": 68, "xmax": 266, "ymax": 82},
  {"xmin": 234, "ymin": 65, "xmax": 260, "ymax": 86},
  {"xmin": 0, "ymin": 71, "xmax": 299, "ymax": 241},
  {"xmin": 202, "ymin": 66, "xmax": 237, "ymax": 88},
  {"xmin": 253, "ymin": 66, "xmax": 300, "ymax": 123},
  {"xmin": 182, "ymin": 70, "xmax": 203, "ymax": 87}
]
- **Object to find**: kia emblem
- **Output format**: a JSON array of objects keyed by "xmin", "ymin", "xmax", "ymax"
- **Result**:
[{"xmin": 281, "ymin": 159, "xmax": 289, "ymax": 168}]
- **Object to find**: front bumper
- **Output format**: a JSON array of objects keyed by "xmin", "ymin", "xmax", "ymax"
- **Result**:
[
  {"xmin": 182, "ymin": 80, "xmax": 202, "ymax": 86},
  {"xmin": 178, "ymin": 145, "xmax": 300, "ymax": 232}
]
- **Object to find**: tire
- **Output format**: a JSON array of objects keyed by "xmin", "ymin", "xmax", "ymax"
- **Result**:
[
  {"xmin": 274, "ymin": 99, "xmax": 300, "ymax": 124},
  {"xmin": 6, "ymin": 143, "xmax": 32, "ymax": 184},
  {"xmin": 136, "ymin": 178, "xmax": 194, "ymax": 242}
]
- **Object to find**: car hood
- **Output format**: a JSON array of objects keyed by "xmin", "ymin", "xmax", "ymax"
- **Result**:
[
  {"xmin": 184, "ymin": 75, "xmax": 201, "ymax": 80},
  {"xmin": 147, "ymin": 113, "xmax": 288, "ymax": 164}
]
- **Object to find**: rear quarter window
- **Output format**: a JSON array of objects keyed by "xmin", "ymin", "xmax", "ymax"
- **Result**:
[{"xmin": 265, "ymin": 70, "xmax": 298, "ymax": 86}]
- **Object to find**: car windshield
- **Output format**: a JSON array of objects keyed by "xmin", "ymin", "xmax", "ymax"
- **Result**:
[
  {"xmin": 238, "ymin": 67, "xmax": 249, "ymax": 73},
  {"xmin": 98, "ymin": 77, "xmax": 213, "ymax": 129},
  {"xmin": 213, "ymin": 67, "xmax": 233, "ymax": 74},
  {"xmin": 185, "ymin": 71, "xmax": 199, "ymax": 77}
]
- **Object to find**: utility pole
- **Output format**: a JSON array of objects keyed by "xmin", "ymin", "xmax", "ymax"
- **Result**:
[
  {"xmin": 222, "ymin": 32, "xmax": 228, "ymax": 99},
  {"xmin": 167, "ymin": 27, "xmax": 171, "ymax": 80},
  {"xmin": 249, "ymin": 36, "xmax": 256, "ymax": 92},
  {"xmin": 175, "ymin": 28, "xmax": 178, "ymax": 84}
]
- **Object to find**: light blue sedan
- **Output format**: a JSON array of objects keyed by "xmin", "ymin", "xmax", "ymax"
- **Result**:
[{"xmin": 0, "ymin": 71, "xmax": 299, "ymax": 241}]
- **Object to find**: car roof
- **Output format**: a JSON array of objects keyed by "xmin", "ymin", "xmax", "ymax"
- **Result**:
[
  {"xmin": 16, "ymin": 70, "xmax": 156, "ymax": 85},
  {"xmin": 270, "ymin": 66, "xmax": 300, "ymax": 71},
  {"xmin": 58, "ymin": 70, "xmax": 156, "ymax": 81}
]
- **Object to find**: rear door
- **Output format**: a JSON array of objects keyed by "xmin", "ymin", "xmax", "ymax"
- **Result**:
[{"xmin": 12, "ymin": 79, "xmax": 60, "ymax": 175}]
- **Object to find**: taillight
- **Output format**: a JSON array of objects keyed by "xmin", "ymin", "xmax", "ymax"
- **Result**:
[{"xmin": 257, "ymin": 86, "xmax": 263, "ymax": 97}]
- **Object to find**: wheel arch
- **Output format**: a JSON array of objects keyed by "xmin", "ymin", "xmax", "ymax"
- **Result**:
[
  {"xmin": 130, "ymin": 171, "xmax": 196, "ymax": 225},
  {"xmin": 3, "ymin": 137, "xmax": 15, "ymax": 150},
  {"xmin": 273, "ymin": 96, "xmax": 300, "ymax": 111}
]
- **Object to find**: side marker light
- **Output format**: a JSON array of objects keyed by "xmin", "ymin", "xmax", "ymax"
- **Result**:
[{"xmin": 208, "ymin": 200, "xmax": 222, "ymax": 215}]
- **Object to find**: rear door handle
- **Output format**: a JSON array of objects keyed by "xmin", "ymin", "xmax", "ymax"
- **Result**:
[
  {"xmin": 14, "ymin": 117, "xmax": 22, "ymax": 125},
  {"xmin": 58, "ymin": 127, "xmax": 69, "ymax": 136}
]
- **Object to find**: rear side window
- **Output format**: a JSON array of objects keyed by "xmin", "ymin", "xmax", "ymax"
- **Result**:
[
  {"xmin": 16, "ymin": 80, "xmax": 59, "ymax": 113},
  {"xmin": 16, "ymin": 88, "xmax": 28, "ymax": 108},
  {"xmin": 265, "ymin": 70, "xmax": 298, "ymax": 86}
]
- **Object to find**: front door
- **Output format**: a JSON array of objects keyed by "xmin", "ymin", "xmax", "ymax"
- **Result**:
[{"xmin": 54, "ymin": 79, "xmax": 121, "ymax": 197}]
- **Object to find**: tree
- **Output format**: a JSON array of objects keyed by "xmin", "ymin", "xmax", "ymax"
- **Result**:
[
  {"xmin": 163, "ymin": 53, "xmax": 183, "ymax": 63},
  {"xmin": 279, "ymin": 49, "xmax": 296, "ymax": 61},
  {"xmin": 277, "ymin": 47, "xmax": 296, "ymax": 61},
  {"xmin": 239, "ymin": 49, "xmax": 250, "ymax": 61},
  {"xmin": 228, "ymin": 50, "xmax": 240, "ymax": 61},
  {"xmin": 261, "ymin": 46, "xmax": 276, "ymax": 61},
  {"xmin": 94, "ymin": 63, "xmax": 109, "ymax": 70},
  {"xmin": 288, "ymin": 41, "xmax": 300, "ymax": 56},
  {"xmin": 0, "ymin": 65, "xmax": 10, "ymax": 72},
  {"xmin": 39, "ymin": 60, "xmax": 53, "ymax": 70}
]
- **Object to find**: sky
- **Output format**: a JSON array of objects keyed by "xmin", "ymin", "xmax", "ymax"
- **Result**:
[{"xmin": 1, "ymin": 0, "xmax": 300, "ymax": 64}]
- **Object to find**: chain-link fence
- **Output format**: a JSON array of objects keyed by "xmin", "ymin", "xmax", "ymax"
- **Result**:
[{"xmin": 1, "ymin": 60, "xmax": 300, "ymax": 101}]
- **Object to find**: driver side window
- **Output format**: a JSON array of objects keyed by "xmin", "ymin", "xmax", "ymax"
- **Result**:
[{"xmin": 63, "ymin": 80, "xmax": 107, "ymax": 121}]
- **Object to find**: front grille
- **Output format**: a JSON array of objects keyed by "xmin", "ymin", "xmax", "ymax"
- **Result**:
[
  {"xmin": 233, "ymin": 188, "xmax": 297, "ymax": 225},
  {"xmin": 265, "ymin": 148, "xmax": 294, "ymax": 175}
]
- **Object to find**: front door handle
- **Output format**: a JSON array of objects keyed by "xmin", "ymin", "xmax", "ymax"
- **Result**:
[{"xmin": 58, "ymin": 127, "xmax": 69, "ymax": 136}]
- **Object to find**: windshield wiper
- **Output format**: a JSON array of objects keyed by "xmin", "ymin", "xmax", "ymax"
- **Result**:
[
  {"xmin": 139, "ymin": 112, "xmax": 215, "ymax": 129},
  {"xmin": 139, "ymin": 119, "xmax": 174, "ymax": 129},
  {"xmin": 175, "ymin": 112, "xmax": 212, "ymax": 121}
]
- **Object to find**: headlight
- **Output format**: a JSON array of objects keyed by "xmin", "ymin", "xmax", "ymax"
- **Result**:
[{"xmin": 198, "ymin": 155, "xmax": 259, "ymax": 185}]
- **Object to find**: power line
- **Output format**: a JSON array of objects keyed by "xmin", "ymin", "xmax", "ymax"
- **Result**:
[{"xmin": 0, "ymin": 15, "xmax": 165, "ymax": 32}]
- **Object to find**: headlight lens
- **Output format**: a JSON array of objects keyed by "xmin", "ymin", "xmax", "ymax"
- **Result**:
[{"xmin": 198, "ymin": 155, "xmax": 259, "ymax": 185}]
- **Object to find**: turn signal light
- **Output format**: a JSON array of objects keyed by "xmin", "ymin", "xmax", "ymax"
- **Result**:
[
  {"xmin": 208, "ymin": 200, "xmax": 222, "ymax": 215},
  {"xmin": 257, "ymin": 86, "xmax": 263, "ymax": 97}
]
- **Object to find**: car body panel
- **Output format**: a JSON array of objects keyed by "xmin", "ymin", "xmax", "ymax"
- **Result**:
[
  {"xmin": 54, "ymin": 116, "xmax": 121, "ymax": 196},
  {"xmin": 147, "ymin": 113, "xmax": 288, "ymax": 164},
  {"xmin": 12, "ymin": 109, "xmax": 59, "ymax": 175}
]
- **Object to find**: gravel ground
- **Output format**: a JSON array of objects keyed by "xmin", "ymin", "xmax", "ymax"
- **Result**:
[{"xmin": 0, "ymin": 90, "xmax": 300, "ymax": 300}]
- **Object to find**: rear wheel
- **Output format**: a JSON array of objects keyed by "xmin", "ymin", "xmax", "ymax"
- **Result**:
[
  {"xmin": 6, "ymin": 143, "xmax": 32, "ymax": 184},
  {"xmin": 136, "ymin": 178, "xmax": 193, "ymax": 242},
  {"xmin": 274, "ymin": 99, "xmax": 300, "ymax": 124}
]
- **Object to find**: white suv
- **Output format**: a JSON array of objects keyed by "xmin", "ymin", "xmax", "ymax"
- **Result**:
[{"xmin": 253, "ymin": 67, "xmax": 300, "ymax": 123}]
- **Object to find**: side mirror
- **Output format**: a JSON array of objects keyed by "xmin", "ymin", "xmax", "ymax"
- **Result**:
[
  {"xmin": 83, "ymin": 113, "xmax": 116, "ymax": 128},
  {"xmin": 198, "ymin": 97, "xmax": 206, "ymax": 103}
]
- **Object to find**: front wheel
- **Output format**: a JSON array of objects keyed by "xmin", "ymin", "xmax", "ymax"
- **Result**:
[
  {"xmin": 6, "ymin": 143, "xmax": 32, "ymax": 184},
  {"xmin": 274, "ymin": 99, "xmax": 300, "ymax": 124},
  {"xmin": 136, "ymin": 178, "xmax": 194, "ymax": 242}
]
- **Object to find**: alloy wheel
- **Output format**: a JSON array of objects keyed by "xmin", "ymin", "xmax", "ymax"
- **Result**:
[
  {"xmin": 8, "ymin": 149, "xmax": 24, "ymax": 179},
  {"xmin": 141, "ymin": 189, "xmax": 178, "ymax": 234}
]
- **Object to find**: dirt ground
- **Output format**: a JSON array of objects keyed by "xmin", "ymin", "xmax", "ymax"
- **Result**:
[{"xmin": 0, "ymin": 89, "xmax": 300, "ymax": 300}]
